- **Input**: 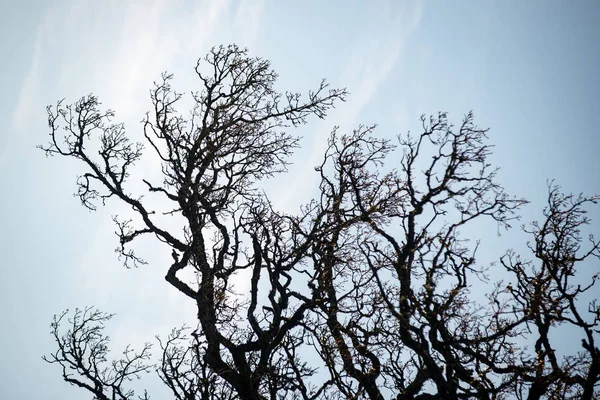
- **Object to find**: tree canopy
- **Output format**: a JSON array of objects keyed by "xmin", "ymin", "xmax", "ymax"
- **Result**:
[{"xmin": 40, "ymin": 44, "xmax": 600, "ymax": 400}]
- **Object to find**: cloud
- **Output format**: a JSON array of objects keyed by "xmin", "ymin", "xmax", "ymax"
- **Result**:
[
  {"xmin": 270, "ymin": 1, "xmax": 423, "ymax": 211},
  {"xmin": 12, "ymin": 17, "xmax": 45, "ymax": 135},
  {"xmin": 233, "ymin": 0, "xmax": 265, "ymax": 47},
  {"xmin": 11, "ymin": 0, "xmax": 255, "ymax": 138}
]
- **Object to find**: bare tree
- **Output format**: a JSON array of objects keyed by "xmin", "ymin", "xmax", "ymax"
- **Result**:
[
  {"xmin": 42, "ymin": 307, "xmax": 153, "ymax": 400},
  {"xmin": 41, "ymin": 44, "xmax": 599, "ymax": 400}
]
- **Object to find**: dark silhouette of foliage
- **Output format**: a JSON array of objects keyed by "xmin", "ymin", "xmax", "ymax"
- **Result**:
[{"xmin": 40, "ymin": 45, "xmax": 600, "ymax": 400}]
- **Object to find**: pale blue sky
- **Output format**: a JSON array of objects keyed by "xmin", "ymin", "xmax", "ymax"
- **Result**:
[{"xmin": 1, "ymin": 1, "xmax": 599, "ymax": 399}]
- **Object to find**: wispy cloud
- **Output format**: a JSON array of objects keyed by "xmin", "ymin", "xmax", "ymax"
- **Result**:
[
  {"xmin": 270, "ymin": 1, "xmax": 423, "ymax": 211},
  {"xmin": 233, "ymin": 0, "xmax": 265, "ymax": 47},
  {"xmin": 12, "ymin": 0, "xmax": 262, "ymax": 138},
  {"xmin": 12, "ymin": 18, "xmax": 45, "ymax": 135}
]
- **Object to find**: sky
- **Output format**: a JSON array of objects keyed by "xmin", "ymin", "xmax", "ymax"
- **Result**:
[{"xmin": 1, "ymin": 1, "xmax": 599, "ymax": 399}]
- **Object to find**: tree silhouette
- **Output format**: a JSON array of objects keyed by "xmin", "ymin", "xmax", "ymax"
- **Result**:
[{"xmin": 40, "ymin": 44, "xmax": 600, "ymax": 400}]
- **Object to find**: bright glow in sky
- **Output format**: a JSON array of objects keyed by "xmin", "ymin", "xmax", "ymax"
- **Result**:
[{"xmin": 1, "ymin": 1, "xmax": 599, "ymax": 398}]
